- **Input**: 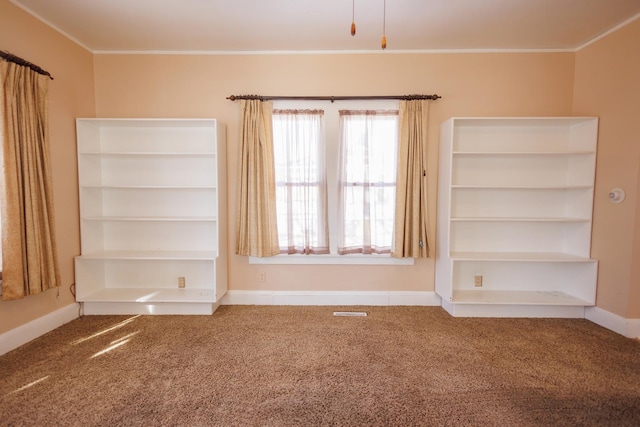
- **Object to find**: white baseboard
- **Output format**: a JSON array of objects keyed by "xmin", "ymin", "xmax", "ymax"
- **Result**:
[
  {"xmin": 585, "ymin": 306, "xmax": 640, "ymax": 339},
  {"xmin": 222, "ymin": 290, "xmax": 441, "ymax": 307},
  {"xmin": 0, "ymin": 303, "xmax": 80, "ymax": 356}
]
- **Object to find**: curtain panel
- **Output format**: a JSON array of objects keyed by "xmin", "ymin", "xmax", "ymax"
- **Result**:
[
  {"xmin": 392, "ymin": 100, "xmax": 430, "ymax": 258},
  {"xmin": 235, "ymin": 99, "xmax": 280, "ymax": 257},
  {"xmin": 0, "ymin": 60, "xmax": 60, "ymax": 300}
]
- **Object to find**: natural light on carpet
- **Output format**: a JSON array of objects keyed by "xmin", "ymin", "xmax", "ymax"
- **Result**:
[
  {"xmin": 71, "ymin": 315, "xmax": 141, "ymax": 345},
  {"xmin": 6, "ymin": 376, "xmax": 49, "ymax": 396},
  {"xmin": 90, "ymin": 331, "xmax": 139, "ymax": 359}
]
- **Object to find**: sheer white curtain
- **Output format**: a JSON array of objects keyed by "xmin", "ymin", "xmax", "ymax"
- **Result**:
[
  {"xmin": 272, "ymin": 109, "xmax": 329, "ymax": 254},
  {"xmin": 337, "ymin": 110, "xmax": 399, "ymax": 254}
]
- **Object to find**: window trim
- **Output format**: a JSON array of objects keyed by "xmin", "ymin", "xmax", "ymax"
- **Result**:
[{"xmin": 249, "ymin": 254, "xmax": 414, "ymax": 265}]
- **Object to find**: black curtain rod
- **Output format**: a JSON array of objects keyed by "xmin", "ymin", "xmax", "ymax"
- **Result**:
[
  {"xmin": 227, "ymin": 94, "xmax": 440, "ymax": 102},
  {"xmin": 0, "ymin": 50, "xmax": 53, "ymax": 80}
]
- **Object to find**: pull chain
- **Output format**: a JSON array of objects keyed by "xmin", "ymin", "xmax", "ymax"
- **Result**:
[
  {"xmin": 351, "ymin": 0, "xmax": 356, "ymax": 36},
  {"xmin": 381, "ymin": 0, "xmax": 387, "ymax": 49}
]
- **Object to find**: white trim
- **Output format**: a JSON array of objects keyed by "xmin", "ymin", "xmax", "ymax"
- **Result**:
[
  {"xmin": 93, "ymin": 48, "xmax": 576, "ymax": 55},
  {"xmin": 221, "ymin": 290, "xmax": 440, "ymax": 306},
  {"xmin": 629, "ymin": 319, "xmax": 640, "ymax": 339},
  {"xmin": 0, "ymin": 303, "xmax": 79, "ymax": 356},
  {"xmin": 249, "ymin": 254, "xmax": 414, "ymax": 265},
  {"xmin": 8, "ymin": 0, "xmax": 92, "ymax": 53},
  {"xmin": 221, "ymin": 291, "xmax": 276, "ymax": 306},
  {"xmin": 585, "ymin": 306, "xmax": 640, "ymax": 339},
  {"xmin": 576, "ymin": 12, "xmax": 640, "ymax": 51},
  {"xmin": 389, "ymin": 291, "xmax": 442, "ymax": 306}
]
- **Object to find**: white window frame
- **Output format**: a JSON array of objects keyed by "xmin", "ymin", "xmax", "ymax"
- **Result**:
[{"xmin": 250, "ymin": 99, "xmax": 413, "ymax": 266}]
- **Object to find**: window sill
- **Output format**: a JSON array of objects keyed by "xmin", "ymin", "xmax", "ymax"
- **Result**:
[{"xmin": 248, "ymin": 254, "xmax": 414, "ymax": 265}]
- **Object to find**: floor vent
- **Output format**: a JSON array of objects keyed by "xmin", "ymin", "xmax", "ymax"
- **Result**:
[{"xmin": 333, "ymin": 311, "xmax": 367, "ymax": 317}]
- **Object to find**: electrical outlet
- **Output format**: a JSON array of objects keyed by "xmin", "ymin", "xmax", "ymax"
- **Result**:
[
  {"xmin": 474, "ymin": 275, "xmax": 483, "ymax": 287},
  {"xmin": 178, "ymin": 276, "xmax": 186, "ymax": 288},
  {"xmin": 258, "ymin": 272, "xmax": 266, "ymax": 282}
]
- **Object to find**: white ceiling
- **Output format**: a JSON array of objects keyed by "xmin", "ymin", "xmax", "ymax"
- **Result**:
[{"xmin": 10, "ymin": 0, "xmax": 640, "ymax": 53}]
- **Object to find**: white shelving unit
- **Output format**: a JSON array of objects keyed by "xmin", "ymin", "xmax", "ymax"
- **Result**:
[
  {"xmin": 435, "ymin": 117, "xmax": 598, "ymax": 317},
  {"xmin": 75, "ymin": 119, "xmax": 226, "ymax": 315}
]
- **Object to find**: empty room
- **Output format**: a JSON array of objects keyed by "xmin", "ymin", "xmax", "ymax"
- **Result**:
[{"xmin": 1, "ymin": 0, "xmax": 639, "ymax": 425}]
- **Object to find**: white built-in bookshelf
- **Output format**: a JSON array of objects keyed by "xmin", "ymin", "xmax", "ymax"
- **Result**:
[
  {"xmin": 435, "ymin": 117, "xmax": 598, "ymax": 317},
  {"xmin": 75, "ymin": 119, "xmax": 227, "ymax": 315}
]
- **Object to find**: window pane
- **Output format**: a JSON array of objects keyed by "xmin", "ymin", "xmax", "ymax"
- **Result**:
[
  {"xmin": 273, "ymin": 110, "xmax": 329, "ymax": 254},
  {"xmin": 338, "ymin": 111, "xmax": 398, "ymax": 254}
]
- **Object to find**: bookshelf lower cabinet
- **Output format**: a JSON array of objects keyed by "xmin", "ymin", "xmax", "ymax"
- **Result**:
[
  {"xmin": 452, "ymin": 257, "xmax": 595, "ymax": 297},
  {"xmin": 74, "ymin": 257, "xmax": 219, "ymax": 315},
  {"xmin": 438, "ymin": 257, "xmax": 598, "ymax": 318}
]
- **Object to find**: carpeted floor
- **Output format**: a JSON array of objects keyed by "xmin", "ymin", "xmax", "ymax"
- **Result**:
[{"xmin": 1, "ymin": 305, "xmax": 639, "ymax": 426}]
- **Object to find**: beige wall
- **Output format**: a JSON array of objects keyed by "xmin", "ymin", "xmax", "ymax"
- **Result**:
[
  {"xmin": 573, "ymin": 18, "xmax": 640, "ymax": 318},
  {"xmin": 0, "ymin": 1, "xmax": 95, "ymax": 334},
  {"xmin": 93, "ymin": 52, "xmax": 574, "ymax": 295}
]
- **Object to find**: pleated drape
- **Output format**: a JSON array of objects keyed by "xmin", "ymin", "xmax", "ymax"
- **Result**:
[
  {"xmin": 0, "ymin": 60, "xmax": 60, "ymax": 300},
  {"xmin": 392, "ymin": 100, "xmax": 430, "ymax": 258},
  {"xmin": 235, "ymin": 99, "xmax": 280, "ymax": 257}
]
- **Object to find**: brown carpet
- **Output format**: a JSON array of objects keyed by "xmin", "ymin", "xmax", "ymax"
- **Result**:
[{"xmin": 1, "ymin": 306, "xmax": 639, "ymax": 426}]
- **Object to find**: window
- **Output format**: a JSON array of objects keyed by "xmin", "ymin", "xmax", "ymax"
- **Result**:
[
  {"xmin": 338, "ymin": 110, "xmax": 398, "ymax": 255},
  {"xmin": 252, "ymin": 100, "xmax": 412, "ymax": 265},
  {"xmin": 272, "ymin": 109, "xmax": 329, "ymax": 254}
]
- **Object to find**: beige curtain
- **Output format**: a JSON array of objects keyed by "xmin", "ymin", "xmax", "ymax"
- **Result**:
[
  {"xmin": 0, "ymin": 61, "xmax": 60, "ymax": 300},
  {"xmin": 235, "ymin": 99, "xmax": 280, "ymax": 257},
  {"xmin": 392, "ymin": 100, "xmax": 430, "ymax": 258}
]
